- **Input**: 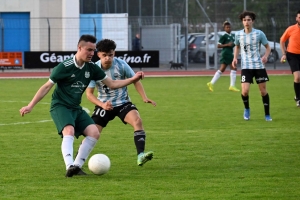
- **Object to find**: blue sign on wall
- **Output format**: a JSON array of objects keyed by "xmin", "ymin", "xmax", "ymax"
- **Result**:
[
  {"xmin": 80, "ymin": 14, "xmax": 102, "ymax": 39},
  {"xmin": 0, "ymin": 12, "xmax": 30, "ymax": 52}
]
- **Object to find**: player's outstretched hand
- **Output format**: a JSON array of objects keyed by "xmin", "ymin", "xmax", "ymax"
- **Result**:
[
  {"xmin": 102, "ymin": 100, "xmax": 113, "ymax": 110},
  {"xmin": 132, "ymin": 71, "xmax": 144, "ymax": 82},
  {"xmin": 19, "ymin": 106, "xmax": 32, "ymax": 117},
  {"xmin": 143, "ymin": 98, "xmax": 157, "ymax": 107}
]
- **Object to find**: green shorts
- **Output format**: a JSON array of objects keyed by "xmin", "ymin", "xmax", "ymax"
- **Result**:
[
  {"xmin": 220, "ymin": 54, "xmax": 233, "ymax": 65},
  {"xmin": 50, "ymin": 106, "xmax": 95, "ymax": 138}
]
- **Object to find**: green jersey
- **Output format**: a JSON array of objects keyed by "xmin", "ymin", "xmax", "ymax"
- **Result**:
[
  {"xmin": 218, "ymin": 32, "xmax": 235, "ymax": 56},
  {"xmin": 50, "ymin": 56, "xmax": 107, "ymax": 110}
]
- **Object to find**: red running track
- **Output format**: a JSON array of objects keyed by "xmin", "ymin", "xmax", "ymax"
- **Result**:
[{"xmin": 0, "ymin": 69, "xmax": 291, "ymax": 79}]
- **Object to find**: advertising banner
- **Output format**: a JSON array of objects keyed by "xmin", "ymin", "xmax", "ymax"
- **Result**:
[
  {"xmin": 0, "ymin": 52, "xmax": 22, "ymax": 66},
  {"xmin": 24, "ymin": 51, "xmax": 159, "ymax": 69}
]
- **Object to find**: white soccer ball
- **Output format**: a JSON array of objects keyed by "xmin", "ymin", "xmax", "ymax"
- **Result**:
[{"xmin": 88, "ymin": 154, "xmax": 111, "ymax": 175}]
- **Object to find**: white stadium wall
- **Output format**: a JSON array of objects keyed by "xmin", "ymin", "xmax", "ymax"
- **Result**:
[{"xmin": 0, "ymin": 0, "xmax": 79, "ymax": 51}]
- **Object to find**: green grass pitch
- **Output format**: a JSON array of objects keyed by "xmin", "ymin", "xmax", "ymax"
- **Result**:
[{"xmin": 1, "ymin": 76, "xmax": 300, "ymax": 200}]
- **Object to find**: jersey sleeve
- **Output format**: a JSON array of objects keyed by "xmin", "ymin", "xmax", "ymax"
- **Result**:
[
  {"xmin": 88, "ymin": 80, "xmax": 96, "ymax": 88},
  {"xmin": 88, "ymin": 60, "xmax": 101, "ymax": 88},
  {"xmin": 280, "ymin": 26, "xmax": 291, "ymax": 43},
  {"xmin": 259, "ymin": 30, "xmax": 268, "ymax": 45},
  {"xmin": 218, "ymin": 34, "xmax": 225, "ymax": 44},
  {"xmin": 234, "ymin": 32, "xmax": 240, "ymax": 46},
  {"xmin": 49, "ymin": 63, "xmax": 66, "ymax": 83},
  {"xmin": 122, "ymin": 60, "xmax": 135, "ymax": 78}
]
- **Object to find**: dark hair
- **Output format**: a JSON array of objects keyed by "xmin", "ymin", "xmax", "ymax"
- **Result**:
[
  {"xmin": 78, "ymin": 35, "xmax": 97, "ymax": 45},
  {"xmin": 297, "ymin": 10, "xmax": 300, "ymax": 15},
  {"xmin": 239, "ymin": 11, "xmax": 256, "ymax": 21},
  {"xmin": 223, "ymin": 21, "xmax": 231, "ymax": 27},
  {"xmin": 96, "ymin": 39, "xmax": 117, "ymax": 52}
]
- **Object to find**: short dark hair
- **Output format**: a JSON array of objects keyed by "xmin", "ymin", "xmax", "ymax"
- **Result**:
[
  {"xmin": 239, "ymin": 11, "xmax": 256, "ymax": 21},
  {"xmin": 96, "ymin": 39, "xmax": 117, "ymax": 52},
  {"xmin": 223, "ymin": 21, "xmax": 231, "ymax": 27},
  {"xmin": 297, "ymin": 10, "xmax": 300, "ymax": 15},
  {"xmin": 78, "ymin": 35, "xmax": 97, "ymax": 45}
]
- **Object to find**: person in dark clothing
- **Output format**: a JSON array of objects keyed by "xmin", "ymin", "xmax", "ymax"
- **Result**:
[{"xmin": 132, "ymin": 33, "xmax": 142, "ymax": 51}]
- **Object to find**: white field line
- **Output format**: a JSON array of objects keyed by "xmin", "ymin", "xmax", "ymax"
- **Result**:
[
  {"xmin": 1, "ymin": 101, "xmax": 90, "ymax": 113},
  {"xmin": 0, "ymin": 76, "xmax": 49, "ymax": 79},
  {"xmin": 0, "ymin": 100, "xmax": 50, "ymax": 104},
  {"xmin": 0, "ymin": 119, "xmax": 53, "ymax": 126},
  {"xmin": 1, "ymin": 99, "xmax": 90, "ymax": 126}
]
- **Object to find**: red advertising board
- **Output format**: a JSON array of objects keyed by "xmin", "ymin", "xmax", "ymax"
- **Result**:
[{"xmin": 0, "ymin": 52, "xmax": 23, "ymax": 66}]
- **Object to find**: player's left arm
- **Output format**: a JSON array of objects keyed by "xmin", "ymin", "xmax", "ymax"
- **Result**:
[
  {"xmin": 260, "ymin": 31, "xmax": 271, "ymax": 64},
  {"xmin": 122, "ymin": 61, "xmax": 156, "ymax": 107},
  {"xmin": 133, "ymin": 81, "xmax": 156, "ymax": 106},
  {"xmin": 261, "ymin": 43, "xmax": 271, "ymax": 64}
]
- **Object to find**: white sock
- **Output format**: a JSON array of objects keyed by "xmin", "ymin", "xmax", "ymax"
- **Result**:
[
  {"xmin": 230, "ymin": 70, "xmax": 237, "ymax": 87},
  {"xmin": 211, "ymin": 70, "xmax": 222, "ymax": 84},
  {"xmin": 74, "ymin": 136, "xmax": 98, "ymax": 168},
  {"xmin": 61, "ymin": 135, "xmax": 74, "ymax": 170}
]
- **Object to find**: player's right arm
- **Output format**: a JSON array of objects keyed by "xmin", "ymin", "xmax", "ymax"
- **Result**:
[
  {"xmin": 19, "ymin": 80, "xmax": 54, "ymax": 116},
  {"xmin": 232, "ymin": 45, "xmax": 240, "ymax": 69},
  {"xmin": 280, "ymin": 28, "xmax": 289, "ymax": 63}
]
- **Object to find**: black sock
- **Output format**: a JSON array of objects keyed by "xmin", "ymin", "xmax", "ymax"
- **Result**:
[
  {"xmin": 241, "ymin": 95, "xmax": 249, "ymax": 109},
  {"xmin": 262, "ymin": 93, "xmax": 270, "ymax": 115},
  {"xmin": 294, "ymin": 82, "xmax": 300, "ymax": 100},
  {"xmin": 134, "ymin": 130, "xmax": 146, "ymax": 155}
]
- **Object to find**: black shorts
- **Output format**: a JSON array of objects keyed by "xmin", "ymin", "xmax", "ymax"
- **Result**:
[
  {"xmin": 91, "ymin": 102, "xmax": 138, "ymax": 127},
  {"xmin": 286, "ymin": 52, "xmax": 300, "ymax": 73},
  {"xmin": 241, "ymin": 69, "xmax": 269, "ymax": 84}
]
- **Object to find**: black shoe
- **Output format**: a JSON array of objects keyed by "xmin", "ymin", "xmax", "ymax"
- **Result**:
[
  {"xmin": 75, "ymin": 168, "xmax": 87, "ymax": 176},
  {"xmin": 65, "ymin": 165, "xmax": 81, "ymax": 177}
]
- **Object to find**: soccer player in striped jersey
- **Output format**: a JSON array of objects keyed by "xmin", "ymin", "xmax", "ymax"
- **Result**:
[
  {"xmin": 19, "ymin": 35, "xmax": 145, "ymax": 177},
  {"xmin": 232, "ymin": 11, "xmax": 272, "ymax": 121},
  {"xmin": 86, "ymin": 39, "xmax": 156, "ymax": 167}
]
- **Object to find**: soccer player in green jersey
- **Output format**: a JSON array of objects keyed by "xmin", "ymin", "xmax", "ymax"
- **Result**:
[
  {"xmin": 207, "ymin": 21, "xmax": 240, "ymax": 92},
  {"xmin": 19, "ymin": 35, "xmax": 144, "ymax": 177}
]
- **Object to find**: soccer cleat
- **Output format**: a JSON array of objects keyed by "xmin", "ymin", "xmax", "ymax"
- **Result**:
[
  {"xmin": 265, "ymin": 115, "xmax": 272, "ymax": 121},
  {"xmin": 229, "ymin": 86, "xmax": 240, "ymax": 92},
  {"xmin": 207, "ymin": 82, "xmax": 214, "ymax": 92},
  {"xmin": 243, "ymin": 108, "xmax": 250, "ymax": 120},
  {"xmin": 294, "ymin": 96, "xmax": 298, "ymax": 102},
  {"xmin": 74, "ymin": 168, "xmax": 87, "ymax": 176},
  {"xmin": 65, "ymin": 165, "xmax": 81, "ymax": 177},
  {"xmin": 297, "ymin": 100, "xmax": 300, "ymax": 107},
  {"xmin": 137, "ymin": 151, "xmax": 154, "ymax": 166}
]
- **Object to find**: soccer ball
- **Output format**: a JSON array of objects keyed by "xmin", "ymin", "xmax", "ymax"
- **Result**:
[{"xmin": 88, "ymin": 154, "xmax": 111, "ymax": 175}]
